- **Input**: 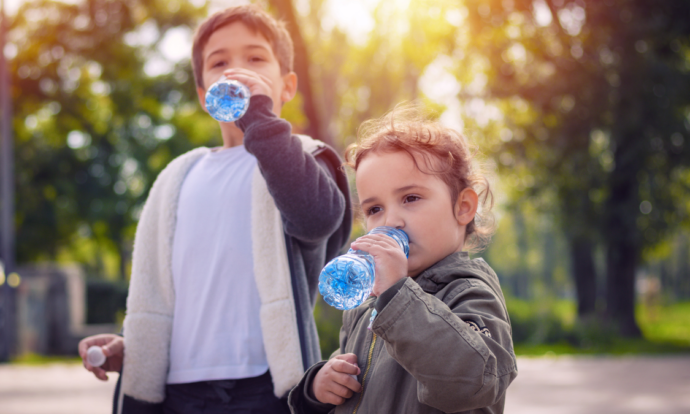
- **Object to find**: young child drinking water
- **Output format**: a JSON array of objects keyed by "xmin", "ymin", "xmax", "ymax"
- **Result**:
[{"xmin": 288, "ymin": 107, "xmax": 517, "ymax": 414}]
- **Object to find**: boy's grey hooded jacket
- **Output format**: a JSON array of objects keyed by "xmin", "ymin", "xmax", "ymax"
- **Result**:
[
  {"xmin": 289, "ymin": 252, "xmax": 517, "ymax": 414},
  {"xmin": 117, "ymin": 95, "xmax": 352, "ymax": 413}
]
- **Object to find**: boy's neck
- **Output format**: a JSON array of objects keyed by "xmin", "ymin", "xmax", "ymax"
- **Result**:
[{"xmin": 220, "ymin": 122, "xmax": 245, "ymax": 148}]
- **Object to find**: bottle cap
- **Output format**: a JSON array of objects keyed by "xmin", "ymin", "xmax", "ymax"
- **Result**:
[{"xmin": 87, "ymin": 346, "xmax": 106, "ymax": 367}]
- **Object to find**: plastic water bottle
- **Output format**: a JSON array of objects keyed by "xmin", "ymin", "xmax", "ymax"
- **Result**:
[
  {"xmin": 205, "ymin": 78, "xmax": 251, "ymax": 123},
  {"xmin": 319, "ymin": 226, "xmax": 409, "ymax": 310}
]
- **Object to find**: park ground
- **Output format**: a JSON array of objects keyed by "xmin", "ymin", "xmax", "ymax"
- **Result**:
[{"xmin": 1, "ymin": 355, "xmax": 689, "ymax": 414}]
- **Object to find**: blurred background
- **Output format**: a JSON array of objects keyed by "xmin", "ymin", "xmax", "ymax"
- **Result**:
[{"xmin": 0, "ymin": 0, "xmax": 689, "ymax": 411}]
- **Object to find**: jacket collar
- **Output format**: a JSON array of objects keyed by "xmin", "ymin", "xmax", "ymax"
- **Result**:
[{"xmin": 413, "ymin": 251, "xmax": 501, "ymax": 296}]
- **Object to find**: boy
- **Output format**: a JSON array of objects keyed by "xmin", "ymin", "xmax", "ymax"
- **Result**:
[
  {"xmin": 78, "ymin": 5, "xmax": 351, "ymax": 413},
  {"xmin": 288, "ymin": 108, "xmax": 516, "ymax": 413}
]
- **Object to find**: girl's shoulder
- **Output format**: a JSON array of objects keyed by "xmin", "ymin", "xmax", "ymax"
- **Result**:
[{"xmin": 342, "ymin": 296, "xmax": 376, "ymax": 332}]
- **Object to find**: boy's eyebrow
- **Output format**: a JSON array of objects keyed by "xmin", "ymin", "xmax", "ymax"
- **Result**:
[
  {"xmin": 206, "ymin": 48, "xmax": 228, "ymax": 61},
  {"xmin": 206, "ymin": 44, "xmax": 271, "ymax": 63},
  {"xmin": 359, "ymin": 185, "xmax": 426, "ymax": 205},
  {"xmin": 244, "ymin": 44, "xmax": 271, "ymax": 53}
]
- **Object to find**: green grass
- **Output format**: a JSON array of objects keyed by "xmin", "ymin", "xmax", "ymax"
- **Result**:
[
  {"xmin": 9, "ymin": 353, "xmax": 82, "ymax": 365},
  {"xmin": 511, "ymin": 299, "xmax": 690, "ymax": 356},
  {"xmin": 638, "ymin": 301, "xmax": 690, "ymax": 347}
]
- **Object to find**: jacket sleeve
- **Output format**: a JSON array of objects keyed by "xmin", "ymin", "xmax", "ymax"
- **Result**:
[
  {"xmin": 237, "ymin": 95, "xmax": 346, "ymax": 243},
  {"xmin": 371, "ymin": 277, "xmax": 517, "ymax": 413},
  {"xmin": 287, "ymin": 305, "xmax": 362, "ymax": 414}
]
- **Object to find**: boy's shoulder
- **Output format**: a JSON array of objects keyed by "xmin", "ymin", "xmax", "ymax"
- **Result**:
[
  {"xmin": 147, "ymin": 147, "xmax": 211, "ymax": 197},
  {"xmin": 293, "ymin": 134, "xmax": 325, "ymax": 154}
]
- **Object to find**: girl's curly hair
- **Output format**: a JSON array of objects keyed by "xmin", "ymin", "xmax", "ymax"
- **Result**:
[{"xmin": 345, "ymin": 104, "xmax": 495, "ymax": 252}]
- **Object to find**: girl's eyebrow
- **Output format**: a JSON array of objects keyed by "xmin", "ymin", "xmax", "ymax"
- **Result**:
[
  {"xmin": 394, "ymin": 184, "xmax": 425, "ymax": 194},
  {"xmin": 359, "ymin": 184, "xmax": 426, "ymax": 205}
]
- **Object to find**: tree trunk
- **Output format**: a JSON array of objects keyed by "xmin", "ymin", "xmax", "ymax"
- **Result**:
[
  {"xmin": 268, "ymin": 0, "xmax": 333, "ymax": 148},
  {"xmin": 605, "ymin": 241, "xmax": 641, "ymax": 337},
  {"xmin": 570, "ymin": 237, "xmax": 597, "ymax": 318}
]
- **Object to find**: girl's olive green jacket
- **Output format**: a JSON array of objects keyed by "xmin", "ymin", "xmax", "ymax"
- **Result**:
[{"xmin": 289, "ymin": 252, "xmax": 518, "ymax": 414}]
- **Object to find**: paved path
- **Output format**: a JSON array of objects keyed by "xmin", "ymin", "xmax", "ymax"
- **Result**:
[
  {"xmin": 1, "ymin": 356, "xmax": 689, "ymax": 413},
  {"xmin": 0, "ymin": 363, "xmax": 117, "ymax": 414},
  {"xmin": 505, "ymin": 356, "xmax": 690, "ymax": 414}
]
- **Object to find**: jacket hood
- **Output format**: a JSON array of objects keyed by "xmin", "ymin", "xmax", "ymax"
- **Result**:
[{"xmin": 414, "ymin": 252, "xmax": 505, "ymax": 302}]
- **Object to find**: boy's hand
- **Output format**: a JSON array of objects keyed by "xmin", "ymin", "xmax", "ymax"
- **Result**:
[
  {"xmin": 312, "ymin": 353, "xmax": 362, "ymax": 405},
  {"xmin": 78, "ymin": 334, "xmax": 124, "ymax": 381},
  {"xmin": 223, "ymin": 68, "xmax": 274, "ymax": 98},
  {"xmin": 351, "ymin": 234, "xmax": 408, "ymax": 296}
]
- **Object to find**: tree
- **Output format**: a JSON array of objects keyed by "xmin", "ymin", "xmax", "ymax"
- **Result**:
[
  {"xmin": 9, "ymin": 0, "xmax": 209, "ymax": 279},
  {"xmin": 460, "ymin": 0, "xmax": 690, "ymax": 335}
]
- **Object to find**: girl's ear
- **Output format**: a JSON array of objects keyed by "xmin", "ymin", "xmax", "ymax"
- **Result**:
[{"xmin": 455, "ymin": 187, "xmax": 479, "ymax": 226}]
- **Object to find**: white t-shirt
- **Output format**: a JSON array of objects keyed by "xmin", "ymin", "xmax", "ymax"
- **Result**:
[{"xmin": 167, "ymin": 145, "xmax": 268, "ymax": 384}]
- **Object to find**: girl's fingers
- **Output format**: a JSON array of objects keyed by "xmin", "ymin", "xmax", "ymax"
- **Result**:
[
  {"xmin": 326, "ymin": 380, "xmax": 355, "ymax": 398},
  {"xmin": 323, "ymin": 391, "xmax": 347, "ymax": 406},
  {"xmin": 353, "ymin": 234, "xmax": 400, "ymax": 250},
  {"xmin": 335, "ymin": 373, "xmax": 362, "ymax": 393},
  {"xmin": 331, "ymin": 359, "xmax": 360, "ymax": 376}
]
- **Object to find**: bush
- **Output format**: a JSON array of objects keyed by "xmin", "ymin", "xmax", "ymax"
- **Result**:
[{"xmin": 86, "ymin": 280, "xmax": 128, "ymax": 324}]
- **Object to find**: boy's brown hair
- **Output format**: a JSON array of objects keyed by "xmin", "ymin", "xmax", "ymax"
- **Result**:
[
  {"xmin": 192, "ymin": 4, "xmax": 294, "ymax": 89},
  {"xmin": 346, "ymin": 105, "xmax": 495, "ymax": 252}
]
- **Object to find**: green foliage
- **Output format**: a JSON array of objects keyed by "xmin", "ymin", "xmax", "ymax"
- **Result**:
[
  {"xmin": 9, "ymin": 0, "xmax": 211, "ymax": 279},
  {"xmin": 313, "ymin": 297, "xmax": 343, "ymax": 358},
  {"xmin": 85, "ymin": 279, "xmax": 128, "ymax": 324},
  {"xmin": 457, "ymin": 0, "xmax": 690, "ymax": 334},
  {"xmin": 508, "ymin": 298, "xmax": 690, "ymax": 355}
]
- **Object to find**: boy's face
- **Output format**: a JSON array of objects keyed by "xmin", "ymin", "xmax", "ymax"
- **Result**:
[
  {"xmin": 356, "ymin": 151, "xmax": 472, "ymax": 277},
  {"xmin": 196, "ymin": 22, "xmax": 296, "ymax": 118}
]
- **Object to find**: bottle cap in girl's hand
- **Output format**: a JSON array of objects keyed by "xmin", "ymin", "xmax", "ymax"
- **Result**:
[{"xmin": 87, "ymin": 346, "xmax": 106, "ymax": 367}]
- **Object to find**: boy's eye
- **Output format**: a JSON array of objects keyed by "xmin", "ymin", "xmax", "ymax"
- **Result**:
[
  {"xmin": 249, "ymin": 56, "xmax": 265, "ymax": 63},
  {"xmin": 211, "ymin": 60, "xmax": 226, "ymax": 69}
]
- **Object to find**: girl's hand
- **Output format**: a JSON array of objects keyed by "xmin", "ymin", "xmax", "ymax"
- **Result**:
[
  {"xmin": 312, "ymin": 353, "xmax": 361, "ymax": 405},
  {"xmin": 350, "ymin": 233, "xmax": 408, "ymax": 296},
  {"xmin": 222, "ymin": 68, "xmax": 273, "ymax": 97}
]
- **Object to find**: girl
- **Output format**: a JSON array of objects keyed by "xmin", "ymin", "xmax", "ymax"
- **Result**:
[{"xmin": 289, "ymin": 106, "xmax": 517, "ymax": 414}]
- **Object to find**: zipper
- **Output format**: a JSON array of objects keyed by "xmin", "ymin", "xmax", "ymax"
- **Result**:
[{"xmin": 352, "ymin": 331, "xmax": 377, "ymax": 414}]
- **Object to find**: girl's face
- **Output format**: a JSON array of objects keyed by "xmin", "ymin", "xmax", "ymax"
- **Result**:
[{"xmin": 356, "ymin": 150, "xmax": 476, "ymax": 277}]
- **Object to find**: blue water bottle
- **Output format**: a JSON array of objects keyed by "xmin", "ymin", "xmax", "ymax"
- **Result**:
[
  {"xmin": 318, "ymin": 226, "xmax": 409, "ymax": 310},
  {"xmin": 205, "ymin": 78, "xmax": 251, "ymax": 123}
]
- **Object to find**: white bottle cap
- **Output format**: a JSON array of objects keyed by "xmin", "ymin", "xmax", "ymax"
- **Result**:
[{"xmin": 87, "ymin": 346, "xmax": 106, "ymax": 367}]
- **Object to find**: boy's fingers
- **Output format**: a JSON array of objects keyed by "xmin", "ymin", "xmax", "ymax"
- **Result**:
[
  {"xmin": 103, "ymin": 338, "xmax": 123, "ymax": 357},
  {"xmin": 223, "ymin": 70, "xmax": 273, "ymax": 89},
  {"xmin": 91, "ymin": 367, "xmax": 108, "ymax": 381},
  {"xmin": 224, "ymin": 68, "xmax": 273, "ymax": 83}
]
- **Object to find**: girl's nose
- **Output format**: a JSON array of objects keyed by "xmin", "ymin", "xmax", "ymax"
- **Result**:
[{"xmin": 384, "ymin": 213, "xmax": 404, "ymax": 230}]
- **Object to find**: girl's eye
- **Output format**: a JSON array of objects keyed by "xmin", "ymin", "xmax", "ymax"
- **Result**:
[
  {"xmin": 404, "ymin": 195, "xmax": 420, "ymax": 203},
  {"xmin": 249, "ymin": 56, "xmax": 265, "ymax": 63},
  {"xmin": 211, "ymin": 60, "xmax": 226, "ymax": 68},
  {"xmin": 366, "ymin": 206, "xmax": 382, "ymax": 216}
]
